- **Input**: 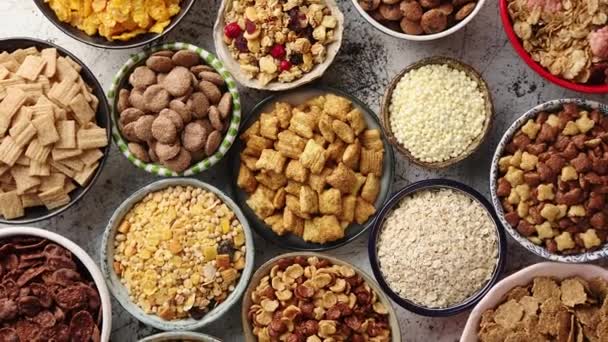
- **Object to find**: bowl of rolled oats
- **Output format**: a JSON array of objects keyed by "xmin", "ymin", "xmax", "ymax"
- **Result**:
[
  {"xmin": 233, "ymin": 87, "xmax": 395, "ymax": 251},
  {"xmin": 213, "ymin": 0, "xmax": 344, "ymax": 90},
  {"xmin": 241, "ymin": 252, "xmax": 401, "ymax": 341},
  {"xmin": 461, "ymin": 262, "xmax": 608, "ymax": 341},
  {"xmin": 100, "ymin": 178, "xmax": 255, "ymax": 331},
  {"xmin": 0, "ymin": 38, "xmax": 110, "ymax": 225},
  {"xmin": 369, "ymin": 179, "xmax": 507, "ymax": 316},
  {"xmin": 491, "ymin": 98, "xmax": 608, "ymax": 263},
  {"xmin": 500, "ymin": 0, "xmax": 608, "ymax": 93}
]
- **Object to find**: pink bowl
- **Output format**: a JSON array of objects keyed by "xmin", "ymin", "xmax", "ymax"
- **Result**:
[{"xmin": 499, "ymin": 0, "xmax": 608, "ymax": 94}]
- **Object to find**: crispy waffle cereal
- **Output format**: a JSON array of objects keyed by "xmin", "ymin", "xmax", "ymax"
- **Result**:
[
  {"xmin": 113, "ymin": 185, "xmax": 247, "ymax": 320},
  {"xmin": 478, "ymin": 276, "xmax": 608, "ymax": 341},
  {"xmin": 43, "ymin": 0, "xmax": 182, "ymax": 42},
  {"xmin": 237, "ymin": 94, "xmax": 385, "ymax": 244},
  {"xmin": 0, "ymin": 46, "xmax": 107, "ymax": 220}
]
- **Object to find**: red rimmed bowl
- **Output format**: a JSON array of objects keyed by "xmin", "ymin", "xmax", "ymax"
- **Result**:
[{"xmin": 499, "ymin": 0, "xmax": 608, "ymax": 94}]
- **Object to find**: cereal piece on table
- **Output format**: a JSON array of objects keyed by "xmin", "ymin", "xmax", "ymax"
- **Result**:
[
  {"xmin": 319, "ymin": 188, "xmax": 341, "ymax": 215},
  {"xmin": 285, "ymin": 180, "xmax": 303, "ymax": 196},
  {"xmin": 285, "ymin": 160, "xmax": 309, "ymax": 183},
  {"xmin": 303, "ymin": 215, "xmax": 343, "ymax": 243},
  {"xmin": 237, "ymin": 164, "xmax": 257, "ymax": 193},
  {"xmin": 79, "ymin": 149, "xmax": 103, "ymax": 166},
  {"xmin": 339, "ymin": 195, "xmax": 356, "ymax": 223},
  {"xmin": 10, "ymin": 166, "xmax": 40, "ymax": 194},
  {"xmin": 300, "ymin": 139, "xmax": 327, "ymax": 174},
  {"xmin": 361, "ymin": 129, "xmax": 384, "ymax": 151},
  {"xmin": 273, "ymin": 102, "xmax": 292, "ymax": 129},
  {"xmin": 323, "ymin": 94, "xmax": 351, "ymax": 121},
  {"xmin": 283, "ymin": 207, "xmax": 304, "ymax": 236},
  {"xmin": 0, "ymin": 136, "xmax": 23, "ymax": 166},
  {"xmin": 259, "ymin": 113, "xmax": 279, "ymax": 140},
  {"xmin": 308, "ymin": 168, "xmax": 331, "ymax": 193},
  {"xmin": 68, "ymin": 93, "xmax": 95, "ymax": 125},
  {"xmin": 255, "ymin": 149, "xmax": 287, "ymax": 174},
  {"xmin": 289, "ymin": 111, "xmax": 315, "ymax": 139},
  {"xmin": 255, "ymin": 170, "xmax": 287, "ymax": 190},
  {"xmin": 325, "ymin": 139, "xmax": 346, "ymax": 162},
  {"xmin": 286, "ymin": 194, "xmax": 311, "ymax": 219},
  {"xmin": 300, "ymin": 185, "xmax": 318, "ymax": 214},
  {"xmin": 73, "ymin": 162, "xmax": 98, "ymax": 186},
  {"xmin": 276, "ymin": 130, "xmax": 306, "ymax": 159},
  {"xmin": 29, "ymin": 159, "xmax": 50, "ymax": 177},
  {"xmin": 347, "ymin": 108, "xmax": 367, "ymax": 135},
  {"xmin": 360, "ymin": 148, "xmax": 383, "ymax": 176},
  {"xmin": 16, "ymin": 55, "xmax": 46, "ymax": 81},
  {"xmin": 355, "ymin": 197, "xmax": 376, "ymax": 224},
  {"xmin": 361, "ymin": 174, "xmax": 380, "ymax": 203},
  {"xmin": 41, "ymin": 48, "xmax": 57, "ymax": 78},
  {"xmin": 0, "ymin": 87, "xmax": 26, "ymax": 135},
  {"xmin": 326, "ymin": 163, "xmax": 357, "ymax": 194},
  {"xmin": 21, "ymin": 193, "xmax": 42, "ymax": 208},
  {"xmin": 0, "ymin": 191, "xmax": 23, "ymax": 219},
  {"xmin": 38, "ymin": 186, "xmax": 70, "ymax": 210},
  {"xmin": 246, "ymin": 186, "xmax": 275, "ymax": 218},
  {"xmin": 240, "ymin": 121, "xmax": 260, "ymax": 142},
  {"xmin": 55, "ymin": 120, "xmax": 77, "ymax": 149},
  {"xmin": 24, "ymin": 139, "xmax": 50, "ymax": 163},
  {"xmin": 332, "ymin": 119, "xmax": 355, "ymax": 144},
  {"xmin": 31, "ymin": 113, "xmax": 60, "ymax": 146},
  {"xmin": 244, "ymin": 135, "xmax": 273, "ymax": 157},
  {"xmin": 9, "ymin": 121, "xmax": 36, "ymax": 148},
  {"xmin": 77, "ymin": 126, "xmax": 108, "ymax": 149}
]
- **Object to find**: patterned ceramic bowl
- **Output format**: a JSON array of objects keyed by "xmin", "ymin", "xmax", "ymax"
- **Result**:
[
  {"xmin": 107, "ymin": 42, "xmax": 242, "ymax": 177},
  {"xmin": 490, "ymin": 99, "xmax": 608, "ymax": 263}
]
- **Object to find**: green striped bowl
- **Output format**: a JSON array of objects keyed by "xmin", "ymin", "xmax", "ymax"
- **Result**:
[{"xmin": 107, "ymin": 42, "xmax": 241, "ymax": 177}]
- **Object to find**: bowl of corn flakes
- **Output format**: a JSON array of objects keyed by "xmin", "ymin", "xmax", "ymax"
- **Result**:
[
  {"xmin": 34, "ymin": 0, "xmax": 196, "ymax": 49},
  {"xmin": 461, "ymin": 262, "xmax": 608, "ymax": 341},
  {"xmin": 232, "ymin": 87, "xmax": 395, "ymax": 251},
  {"xmin": 500, "ymin": 0, "xmax": 608, "ymax": 94}
]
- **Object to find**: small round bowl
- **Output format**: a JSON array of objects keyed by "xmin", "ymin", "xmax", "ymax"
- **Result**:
[
  {"xmin": 213, "ymin": 0, "xmax": 344, "ymax": 91},
  {"xmin": 381, "ymin": 56, "xmax": 494, "ymax": 169},
  {"xmin": 0, "ymin": 226, "xmax": 112, "ymax": 341},
  {"xmin": 351, "ymin": 0, "xmax": 486, "ymax": 41},
  {"xmin": 108, "ymin": 42, "xmax": 242, "ymax": 177},
  {"xmin": 33, "ymin": 0, "xmax": 196, "ymax": 49},
  {"xmin": 231, "ymin": 86, "xmax": 395, "ymax": 251},
  {"xmin": 368, "ymin": 179, "xmax": 507, "ymax": 317},
  {"xmin": 138, "ymin": 332, "xmax": 221, "ymax": 342},
  {"xmin": 460, "ymin": 262, "xmax": 608, "ymax": 341},
  {"xmin": 241, "ymin": 252, "xmax": 402, "ymax": 341},
  {"xmin": 100, "ymin": 178, "xmax": 255, "ymax": 331},
  {"xmin": 0, "ymin": 37, "xmax": 111, "ymax": 225},
  {"xmin": 490, "ymin": 98, "xmax": 608, "ymax": 263},
  {"xmin": 499, "ymin": 0, "xmax": 608, "ymax": 94}
]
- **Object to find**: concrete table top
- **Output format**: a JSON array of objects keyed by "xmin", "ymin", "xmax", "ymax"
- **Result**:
[{"xmin": 1, "ymin": 0, "xmax": 605, "ymax": 341}]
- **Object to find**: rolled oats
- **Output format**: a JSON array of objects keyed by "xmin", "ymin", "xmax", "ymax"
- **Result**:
[
  {"xmin": 113, "ymin": 185, "xmax": 247, "ymax": 320},
  {"xmin": 377, "ymin": 188, "xmax": 498, "ymax": 308}
]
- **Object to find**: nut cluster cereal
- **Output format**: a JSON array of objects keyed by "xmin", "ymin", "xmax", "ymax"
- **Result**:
[
  {"xmin": 222, "ymin": 0, "xmax": 339, "ymax": 85},
  {"xmin": 389, "ymin": 64, "xmax": 487, "ymax": 163},
  {"xmin": 117, "ymin": 49, "xmax": 233, "ymax": 173},
  {"xmin": 497, "ymin": 103, "xmax": 608, "ymax": 254},
  {"xmin": 0, "ymin": 46, "xmax": 107, "ymax": 220},
  {"xmin": 508, "ymin": 0, "xmax": 608, "ymax": 84},
  {"xmin": 44, "ymin": 0, "xmax": 183, "ymax": 41},
  {"xmin": 0, "ymin": 236, "xmax": 103, "ymax": 341},
  {"xmin": 237, "ymin": 94, "xmax": 385, "ymax": 244},
  {"xmin": 113, "ymin": 185, "xmax": 247, "ymax": 320},
  {"xmin": 377, "ymin": 188, "xmax": 498, "ymax": 308},
  {"xmin": 478, "ymin": 276, "xmax": 608, "ymax": 341},
  {"xmin": 247, "ymin": 256, "xmax": 392, "ymax": 341},
  {"xmin": 358, "ymin": 0, "xmax": 478, "ymax": 35}
]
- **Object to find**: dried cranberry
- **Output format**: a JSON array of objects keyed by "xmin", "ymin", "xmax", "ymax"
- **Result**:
[
  {"xmin": 279, "ymin": 60, "xmax": 292, "ymax": 72},
  {"xmin": 270, "ymin": 44, "xmax": 286, "ymax": 59},
  {"xmin": 290, "ymin": 53, "xmax": 303, "ymax": 65},
  {"xmin": 245, "ymin": 19, "xmax": 256, "ymax": 34},
  {"xmin": 224, "ymin": 22, "xmax": 242, "ymax": 39},
  {"xmin": 235, "ymin": 34, "xmax": 249, "ymax": 53}
]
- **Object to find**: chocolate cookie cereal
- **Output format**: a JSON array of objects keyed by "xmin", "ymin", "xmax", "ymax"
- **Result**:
[
  {"xmin": 247, "ymin": 256, "xmax": 392, "ymax": 341},
  {"xmin": 117, "ymin": 49, "xmax": 233, "ymax": 173},
  {"xmin": 497, "ymin": 103, "xmax": 608, "ymax": 254},
  {"xmin": 0, "ymin": 236, "xmax": 102, "ymax": 341},
  {"xmin": 359, "ymin": 0, "xmax": 477, "ymax": 35}
]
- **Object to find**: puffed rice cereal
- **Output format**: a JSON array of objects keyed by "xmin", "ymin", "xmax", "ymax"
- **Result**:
[{"xmin": 113, "ymin": 185, "xmax": 247, "ymax": 320}]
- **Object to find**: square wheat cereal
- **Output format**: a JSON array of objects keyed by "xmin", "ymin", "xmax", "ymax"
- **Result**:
[
  {"xmin": 326, "ymin": 163, "xmax": 358, "ymax": 194},
  {"xmin": 73, "ymin": 162, "xmax": 98, "ymax": 186},
  {"xmin": 361, "ymin": 174, "xmax": 380, "ymax": 203},
  {"xmin": 289, "ymin": 110, "xmax": 315, "ymax": 139},
  {"xmin": 361, "ymin": 129, "xmax": 384, "ymax": 151},
  {"xmin": 319, "ymin": 188, "xmax": 342, "ymax": 215},
  {"xmin": 285, "ymin": 160, "xmax": 309, "ymax": 183},
  {"xmin": 31, "ymin": 113, "xmax": 60, "ymax": 146},
  {"xmin": 347, "ymin": 108, "xmax": 367, "ymax": 135},
  {"xmin": 55, "ymin": 120, "xmax": 77, "ymax": 149},
  {"xmin": 77, "ymin": 127, "xmax": 108, "ymax": 149},
  {"xmin": 9, "ymin": 121, "xmax": 36, "ymax": 148},
  {"xmin": 255, "ymin": 170, "xmax": 287, "ymax": 190},
  {"xmin": 64, "ymin": 180, "xmax": 77, "ymax": 194},
  {"xmin": 300, "ymin": 185, "xmax": 319, "ymax": 214},
  {"xmin": 360, "ymin": 148, "xmax": 384, "ymax": 176},
  {"xmin": 51, "ymin": 148, "xmax": 82, "ymax": 161},
  {"xmin": 41, "ymin": 48, "xmax": 57, "ymax": 78},
  {"xmin": 25, "ymin": 139, "xmax": 51, "ymax": 163},
  {"xmin": 58, "ymin": 157, "xmax": 84, "ymax": 172},
  {"xmin": 29, "ymin": 159, "xmax": 50, "ymax": 177},
  {"xmin": 323, "ymin": 94, "xmax": 351, "ymax": 121},
  {"xmin": 0, "ymin": 136, "xmax": 23, "ymax": 166},
  {"xmin": 0, "ymin": 191, "xmax": 24, "ymax": 219},
  {"xmin": 79, "ymin": 149, "xmax": 103, "ymax": 166},
  {"xmin": 255, "ymin": 149, "xmax": 287, "ymax": 174},
  {"xmin": 10, "ymin": 166, "xmax": 40, "ymax": 194},
  {"xmin": 237, "ymin": 164, "xmax": 257, "ymax": 193},
  {"xmin": 21, "ymin": 193, "xmax": 43, "ymax": 208},
  {"xmin": 0, "ymin": 87, "xmax": 26, "ymax": 135},
  {"xmin": 275, "ymin": 130, "xmax": 306, "ymax": 159},
  {"xmin": 0, "ymin": 65, "xmax": 9, "ymax": 80},
  {"xmin": 38, "ymin": 186, "xmax": 70, "ymax": 210},
  {"xmin": 246, "ymin": 186, "xmax": 275, "ymax": 219},
  {"xmin": 300, "ymin": 139, "xmax": 327, "ymax": 174},
  {"xmin": 68, "ymin": 94, "xmax": 95, "ymax": 125},
  {"xmin": 55, "ymin": 57, "xmax": 78, "ymax": 82},
  {"xmin": 339, "ymin": 195, "xmax": 357, "ymax": 223},
  {"xmin": 12, "ymin": 106, "xmax": 33, "ymax": 128},
  {"xmin": 355, "ymin": 197, "xmax": 376, "ymax": 224},
  {"xmin": 15, "ymin": 154, "xmax": 30, "ymax": 166},
  {"xmin": 40, "ymin": 173, "xmax": 66, "ymax": 192},
  {"xmin": 259, "ymin": 113, "xmax": 279, "ymax": 140},
  {"xmin": 285, "ymin": 194, "xmax": 310, "ymax": 219},
  {"xmin": 16, "ymin": 55, "xmax": 46, "ymax": 81},
  {"xmin": 283, "ymin": 207, "xmax": 304, "ymax": 236},
  {"xmin": 50, "ymin": 160, "xmax": 75, "ymax": 178}
]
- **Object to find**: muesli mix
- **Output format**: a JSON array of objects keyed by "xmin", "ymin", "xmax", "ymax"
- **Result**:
[
  {"xmin": 507, "ymin": 0, "xmax": 608, "ymax": 85},
  {"xmin": 247, "ymin": 256, "xmax": 392, "ymax": 341},
  {"xmin": 497, "ymin": 103, "xmax": 608, "ymax": 255},
  {"xmin": 222, "ymin": 0, "xmax": 339, "ymax": 85},
  {"xmin": 377, "ymin": 188, "xmax": 498, "ymax": 308},
  {"xmin": 112, "ymin": 185, "xmax": 247, "ymax": 320}
]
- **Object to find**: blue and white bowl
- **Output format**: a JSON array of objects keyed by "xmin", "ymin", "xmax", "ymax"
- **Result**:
[{"xmin": 490, "ymin": 99, "xmax": 608, "ymax": 263}]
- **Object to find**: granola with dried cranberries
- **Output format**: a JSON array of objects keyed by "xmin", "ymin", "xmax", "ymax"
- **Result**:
[{"xmin": 223, "ymin": 0, "xmax": 339, "ymax": 85}]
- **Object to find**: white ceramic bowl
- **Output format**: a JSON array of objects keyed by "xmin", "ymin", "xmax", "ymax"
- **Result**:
[
  {"xmin": 351, "ymin": 0, "xmax": 486, "ymax": 41},
  {"xmin": 0, "ymin": 227, "xmax": 112, "ymax": 341},
  {"xmin": 461, "ymin": 262, "xmax": 608, "ymax": 341},
  {"xmin": 138, "ymin": 331, "xmax": 221, "ymax": 342},
  {"xmin": 100, "ymin": 178, "xmax": 255, "ymax": 331}
]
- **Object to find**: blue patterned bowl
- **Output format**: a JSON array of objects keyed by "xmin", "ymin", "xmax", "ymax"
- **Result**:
[{"xmin": 490, "ymin": 99, "xmax": 608, "ymax": 263}]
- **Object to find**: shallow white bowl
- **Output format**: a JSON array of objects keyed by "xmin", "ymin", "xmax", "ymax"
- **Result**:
[
  {"xmin": 0, "ymin": 227, "xmax": 112, "ymax": 341},
  {"xmin": 350, "ymin": 0, "xmax": 487, "ymax": 41},
  {"xmin": 100, "ymin": 178, "xmax": 255, "ymax": 331},
  {"xmin": 138, "ymin": 331, "xmax": 221, "ymax": 342},
  {"xmin": 460, "ymin": 262, "xmax": 608, "ymax": 341}
]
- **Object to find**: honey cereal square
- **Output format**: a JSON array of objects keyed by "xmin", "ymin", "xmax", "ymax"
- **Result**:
[
  {"xmin": 300, "ymin": 185, "xmax": 319, "ymax": 214},
  {"xmin": 285, "ymin": 160, "xmax": 309, "ymax": 183},
  {"xmin": 361, "ymin": 129, "xmax": 384, "ymax": 152},
  {"xmin": 38, "ymin": 186, "xmax": 70, "ymax": 210},
  {"xmin": 308, "ymin": 167, "xmax": 332, "ymax": 193},
  {"xmin": 21, "ymin": 193, "xmax": 42, "ymax": 208},
  {"xmin": 29, "ymin": 160, "xmax": 50, "ymax": 177},
  {"xmin": 16, "ymin": 55, "xmax": 46, "ymax": 81},
  {"xmin": 355, "ymin": 197, "xmax": 376, "ymax": 224},
  {"xmin": 319, "ymin": 188, "xmax": 342, "ymax": 215},
  {"xmin": 312, "ymin": 133, "xmax": 327, "ymax": 148},
  {"xmin": 72, "ymin": 162, "xmax": 98, "ymax": 186},
  {"xmin": 361, "ymin": 174, "xmax": 381, "ymax": 203},
  {"xmin": 79, "ymin": 149, "xmax": 103, "ymax": 166},
  {"xmin": 360, "ymin": 148, "xmax": 383, "ymax": 176},
  {"xmin": 0, "ymin": 191, "xmax": 24, "ymax": 219},
  {"xmin": 0, "ymin": 88, "xmax": 27, "ymax": 135},
  {"xmin": 31, "ymin": 113, "xmax": 60, "ymax": 146},
  {"xmin": 77, "ymin": 126, "xmax": 108, "ymax": 149},
  {"xmin": 350, "ymin": 172, "xmax": 367, "ymax": 196},
  {"xmin": 255, "ymin": 149, "xmax": 287, "ymax": 174},
  {"xmin": 318, "ymin": 114, "xmax": 336, "ymax": 143},
  {"xmin": 289, "ymin": 110, "xmax": 315, "ymax": 139},
  {"xmin": 342, "ymin": 141, "xmax": 361, "ymax": 170},
  {"xmin": 276, "ymin": 130, "xmax": 307, "ymax": 159},
  {"xmin": 327, "ymin": 163, "xmax": 358, "ymax": 194},
  {"xmin": 286, "ymin": 194, "xmax": 311, "ymax": 219},
  {"xmin": 326, "ymin": 139, "xmax": 346, "ymax": 163},
  {"xmin": 240, "ymin": 153, "xmax": 259, "ymax": 170},
  {"xmin": 264, "ymin": 214, "xmax": 286, "ymax": 235},
  {"xmin": 255, "ymin": 170, "xmax": 287, "ymax": 190},
  {"xmin": 300, "ymin": 139, "xmax": 327, "ymax": 174},
  {"xmin": 246, "ymin": 186, "xmax": 276, "ymax": 219},
  {"xmin": 10, "ymin": 166, "xmax": 40, "ymax": 194},
  {"xmin": 339, "ymin": 195, "xmax": 357, "ymax": 223},
  {"xmin": 283, "ymin": 207, "xmax": 304, "ymax": 237},
  {"xmin": 237, "ymin": 164, "xmax": 257, "ymax": 193},
  {"xmin": 259, "ymin": 113, "xmax": 279, "ymax": 140},
  {"xmin": 347, "ymin": 108, "xmax": 367, "ymax": 135},
  {"xmin": 273, "ymin": 102, "xmax": 293, "ymax": 129},
  {"xmin": 303, "ymin": 215, "xmax": 343, "ymax": 243},
  {"xmin": 240, "ymin": 121, "xmax": 260, "ymax": 142},
  {"xmin": 273, "ymin": 188, "xmax": 286, "ymax": 209},
  {"xmin": 285, "ymin": 180, "xmax": 303, "ymax": 196},
  {"xmin": 25, "ymin": 139, "xmax": 51, "ymax": 163},
  {"xmin": 244, "ymin": 135, "xmax": 273, "ymax": 157},
  {"xmin": 323, "ymin": 94, "xmax": 351, "ymax": 121},
  {"xmin": 9, "ymin": 121, "xmax": 36, "ymax": 148},
  {"xmin": 0, "ymin": 136, "xmax": 23, "ymax": 166}
]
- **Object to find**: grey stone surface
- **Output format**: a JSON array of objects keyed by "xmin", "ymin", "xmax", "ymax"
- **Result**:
[{"xmin": 1, "ymin": 0, "xmax": 606, "ymax": 341}]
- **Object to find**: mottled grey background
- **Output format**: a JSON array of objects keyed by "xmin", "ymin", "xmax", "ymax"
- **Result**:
[{"xmin": 1, "ymin": 0, "xmax": 606, "ymax": 341}]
